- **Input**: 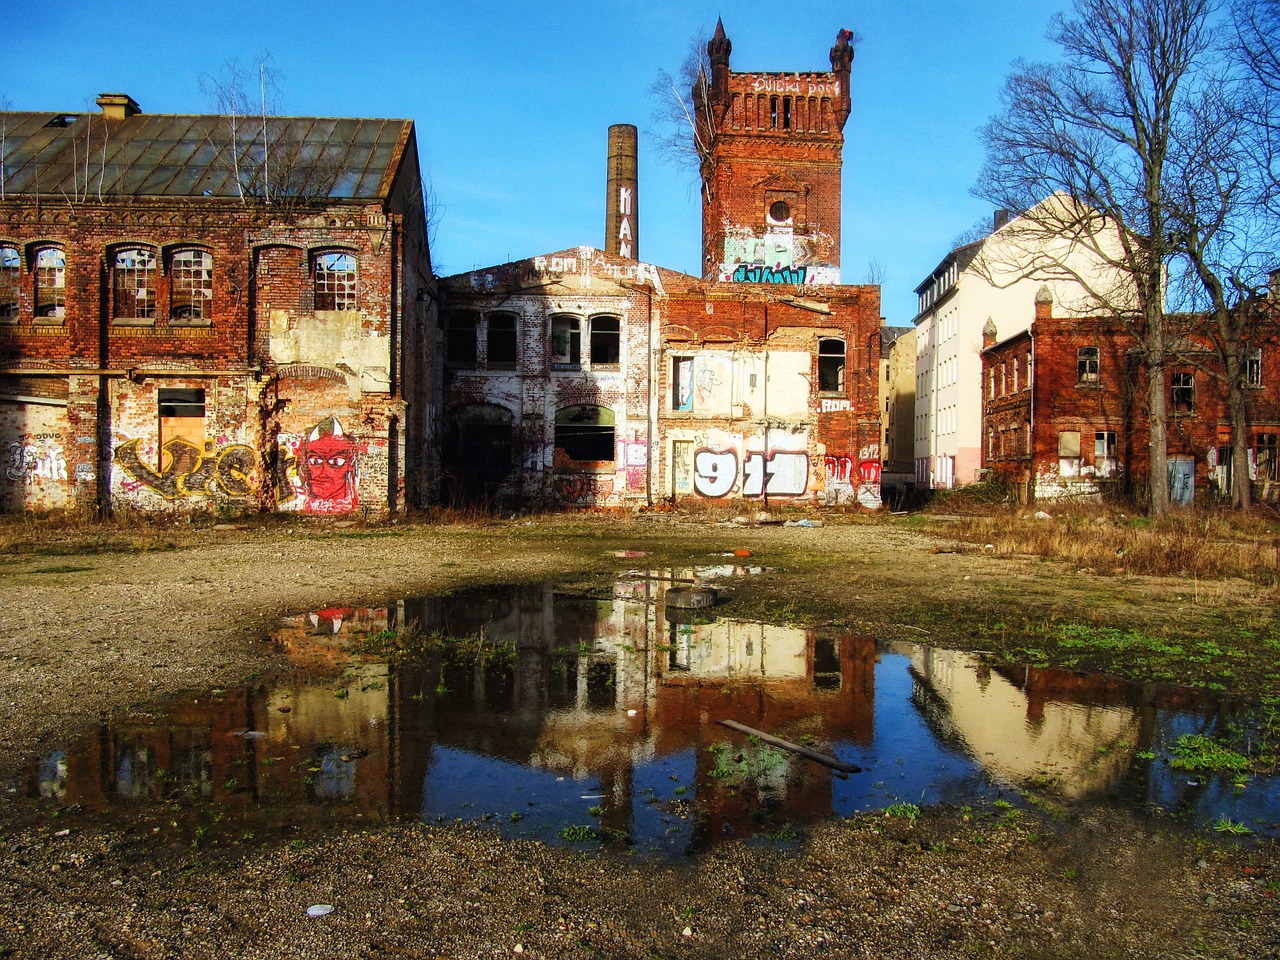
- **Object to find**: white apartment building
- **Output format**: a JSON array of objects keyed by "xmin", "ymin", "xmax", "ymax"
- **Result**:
[{"xmin": 913, "ymin": 197, "xmax": 1129, "ymax": 489}]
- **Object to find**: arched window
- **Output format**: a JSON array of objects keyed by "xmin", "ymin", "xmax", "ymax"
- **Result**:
[
  {"xmin": 114, "ymin": 247, "xmax": 157, "ymax": 320},
  {"xmin": 554, "ymin": 405, "xmax": 615, "ymax": 464},
  {"xmin": 34, "ymin": 247, "xmax": 66, "ymax": 319},
  {"xmin": 818, "ymin": 338, "xmax": 846, "ymax": 393},
  {"xmin": 314, "ymin": 252, "xmax": 357, "ymax": 310},
  {"xmin": 589, "ymin": 315, "xmax": 620, "ymax": 366},
  {"xmin": 170, "ymin": 249, "xmax": 213, "ymax": 321},
  {"xmin": 551, "ymin": 315, "xmax": 581, "ymax": 368},
  {"xmin": 0, "ymin": 246, "xmax": 18, "ymax": 320}
]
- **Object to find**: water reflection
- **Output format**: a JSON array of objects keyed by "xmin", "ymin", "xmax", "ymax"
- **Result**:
[{"xmin": 22, "ymin": 573, "xmax": 1279, "ymax": 855}]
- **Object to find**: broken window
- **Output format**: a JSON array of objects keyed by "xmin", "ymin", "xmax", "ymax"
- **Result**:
[
  {"xmin": 672, "ymin": 356, "xmax": 694, "ymax": 411},
  {"xmin": 170, "ymin": 249, "xmax": 213, "ymax": 322},
  {"xmin": 1257, "ymin": 433, "xmax": 1278, "ymax": 481},
  {"xmin": 1246, "ymin": 347, "xmax": 1262, "ymax": 388},
  {"xmin": 1077, "ymin": 346, "xmax": 1099, "ymax": 383},
  {"xmin": 34, "ymin": 247, "xmax": 65, "ymax": 319},
  {"xmin": 1095, "ymin": 430, "xmax": 1118, "ymax": 478},
  {"xmin": 1058, "ymin": 430, "xmax": 1081, "ymax": 476},
  {"xmin": 0, "ymin": 246, "xmax": 18, "ymax": 320},
  {"xmin": 445, "ymin": 310, "xmax": 478, "ymax": 368},
  {"xmin": 554, "ymin": 404, "xmax": 615, "ymax": 464},
  {"xmin": 113, "ymin": 247, "xmax": 157, "ymax": 320},
  {"xmin": 487, "ymin": 312, "xmax": 518, "ymax": 368},
  {"xmin": 313, "ymin": 252, "xmax": 357, "ymax": 310},
  {"xmin": 589, "ymin": 316, "xmax": 621, "ymax": 367},
  {"xmin": 550, "ymin": 315, "xmax": 581, "ymax": 369},
  {"xmin": 818, "ymin": 338, "xmax": 846, "ymax": 393},
  {"xmin": 1171, "ymin": 371, "xmax": 1195, "ymax": 413}
]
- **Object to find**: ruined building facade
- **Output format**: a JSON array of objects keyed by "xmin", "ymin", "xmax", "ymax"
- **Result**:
[
  {"xmin": 981, "ymin": 289, "xmax": 1280, "ymax": 503},
  {"xmin": 0, "ymin": 95, "xmax": 437, "ymax": 515},
  {"xmin": 438, "ymin": 24, "xmax": 883, "ymax": 509}
]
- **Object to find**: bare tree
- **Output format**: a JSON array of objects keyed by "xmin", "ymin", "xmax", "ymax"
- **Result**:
[
  {"xmin": 975, "ymin": 0, "xmax": 1233, "ymax": 516},
  {"xmin": 1162, "ymin": 38, "xmax": 1279, "ymax": 510},
  {"xmin": 199, "ymin": 52, "xmax": 343, "ymax": 210},
  {"xmin": 647, "ymin": 30, "xmax": 716, "ymax": 199}
]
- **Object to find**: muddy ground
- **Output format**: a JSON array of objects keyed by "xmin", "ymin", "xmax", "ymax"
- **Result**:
[{"xmin": 0, "ymin": 514, "xmax": 1277, "ymax": 959}]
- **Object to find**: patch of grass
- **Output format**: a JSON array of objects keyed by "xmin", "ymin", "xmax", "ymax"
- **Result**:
[
  {"xmin": 1170, "ymin": 734, "xmax": 1251, "ymax": 774},
  {"xmin": 884, "ymin": 802, "xmax": 922, "ymax": 821},
  {"xmin": 558, "ymin": 824, "xmax": 597, "ymax": 842}
]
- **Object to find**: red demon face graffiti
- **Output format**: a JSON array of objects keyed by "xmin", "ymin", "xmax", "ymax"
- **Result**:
[{"xmin": 300, "ymin": 417, "xmax": 357, "ymax": 510}]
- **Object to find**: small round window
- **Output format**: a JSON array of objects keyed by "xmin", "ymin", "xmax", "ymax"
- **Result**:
[{"xmin": 769, "ymin": 200, "xmax": 791, "ymax": 223}]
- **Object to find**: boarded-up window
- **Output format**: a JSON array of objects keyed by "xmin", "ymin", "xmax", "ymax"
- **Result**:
[
  {"xmin": 1058, "ymin": 430, "xmax": 1081, "ymax": 476},
  {"xmin": 158, "ymin": 388, "xmax": 206, "ymax": 472}
]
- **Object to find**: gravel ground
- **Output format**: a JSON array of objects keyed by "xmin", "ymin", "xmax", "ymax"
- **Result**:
[{"xmin": 0, "ymin": 517, "xmax": 1277, "ymax": 959}]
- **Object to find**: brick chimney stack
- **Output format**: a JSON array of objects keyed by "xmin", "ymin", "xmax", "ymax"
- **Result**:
[
  {"xmin": 982, "ymin": 317, "xmax": 998, "ymax": 349},
  {"xmin": 605, "ymin": 124, "xmax": 639, "ymax": 260},
  {"xmin": 1035, "ymin": 284, "xmax": 1054, "ymax": 322}
]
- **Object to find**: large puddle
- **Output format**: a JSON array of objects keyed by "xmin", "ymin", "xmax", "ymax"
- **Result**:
[{"xmin": 16, "ymin": 568, "xmax": 1279, "ymax": 857}]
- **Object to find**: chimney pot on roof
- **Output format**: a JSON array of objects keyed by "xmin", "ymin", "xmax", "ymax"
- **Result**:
[
  {"xmin": 993, "ymin": 209, "xmax": 1014, "ymax": 231},
  {"xmin": 96, "ymin": 93, "xmax": 141, "ymax": 119}
]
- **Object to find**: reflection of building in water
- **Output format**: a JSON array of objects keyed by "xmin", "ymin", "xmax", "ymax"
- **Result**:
[
  {"xmin": 28, "ymin": 578, "xmax": 875, "ymax": 848},
  {"xmin": 905, "ymin": 644, "xmax": 1208, "ymax": 797}
]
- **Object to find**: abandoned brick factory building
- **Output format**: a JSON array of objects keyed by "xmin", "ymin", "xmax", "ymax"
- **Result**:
[
  {"xmin": 2, "ymin": 23, "xmax": 884, "ymax": 515},
  {"xmin": 438, "ymin": 22, "xmax": 885, "ymax": 509},
  {"xmin": 0, "ymin": 93, "xmax": 437, "ymax": 515}
]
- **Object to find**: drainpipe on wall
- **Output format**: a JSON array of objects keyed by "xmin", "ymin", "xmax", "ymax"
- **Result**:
[
  {"xmin": 763, "ymin": 300, "xmax": 769, "ymax": 511},
  {"xmin": 645, "ymin": 284, "xmax": 654, "ymax": 507}
]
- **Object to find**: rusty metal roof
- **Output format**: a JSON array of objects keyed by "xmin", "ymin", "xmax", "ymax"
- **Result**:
[{"xmin": 0, "ymin": 111, "xmax": 414, "ymax": 201}]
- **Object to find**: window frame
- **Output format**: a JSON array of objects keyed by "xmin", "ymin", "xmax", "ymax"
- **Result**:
[
  {"xmin": 588, "ymin": 315, "xmax": 621, "ymax": 368},
  {"xmin": 33, "ymin": 246, "xmax": 66, "ymax": 322},
  {"xmin": 313, "ymin": 251, "xmax": 358, "ymax": 311},
  {"xmin": 486, "ymin": 312, "xmax": 519, "ymax": 369},
  {"xmin": 817, "ymin": 338, "xmax": 847, "ymax": 394},
  {"xmin": 169, "ymin": 248, "xmax": 214, "ymax": 324},
  {"xmin": 0, "ymin": 245, "xmax": 19, "ymax": 321},
  {"xmin": 1171, "ymin": 370, "xmax": 1195, "ymax": 414},
  {"xmin": 1077, "ymin": 346, "xmax": 1100, "ymax": 384},
  {"xmin": 112, "ymin": 246, "xmax": 158, "ymax": 323},
  {"xmin": 1245, "ymin": 347, "xmax": 1263, "ymax": 388},
  {"xmin": 444, "ymin": 309, "xmax": 479, "ymax": 369},
  {"xmin": 550, "ymin": 314, "xmax": 582, "ymax": 370}
]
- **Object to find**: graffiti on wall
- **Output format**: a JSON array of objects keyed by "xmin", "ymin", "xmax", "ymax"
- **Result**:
[
  {"xmin": 749, "ymin": 76, "xmax": 839, "ymax": 97},
  {"xmin": 280, "ymin": 417, "xmax": 362, "ymax": 514},
  {"xmin": 554, "ymin": 474, "xmax": 615, "ymax": 506},
  {"xmin": 720, "ymin": 224, "xmax": 839, "ymax": 287},
  {"xmin": 467, "ymin": 245, "xmax": 664, "ymax": 293},
  {"xmin": 821, "ymin": 444, "xmax": 882, "ymax": 508},
  {"xmin": 6, "ymin": 436, "xmax": 68, "ymax": 484},
  {"xmin": 114, "ymin": 416, "xmax": 363, "ymax": 513},
  {"xmin": 116, "ymin": 438, "xmax": 255, "ymax": 499},
  {"xmin": 693, "ymin": 448, "xmax": 809, "ymax": 498}
]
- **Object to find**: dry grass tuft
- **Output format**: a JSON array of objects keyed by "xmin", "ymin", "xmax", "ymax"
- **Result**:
[{"xmin": 946, "ymin": 501, "xmax": 1280, "ymax": 586}]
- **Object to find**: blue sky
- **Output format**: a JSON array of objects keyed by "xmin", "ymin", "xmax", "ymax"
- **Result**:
[{"xmin": 3, "ymin": 1, "xmax": 1067, "ymax": 324}]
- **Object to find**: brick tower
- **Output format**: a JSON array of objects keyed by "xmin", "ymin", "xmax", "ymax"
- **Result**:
[{"xmin": 695, "ymin": 20, "xmax": 854, "ymax": 285}]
